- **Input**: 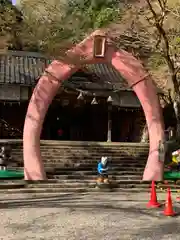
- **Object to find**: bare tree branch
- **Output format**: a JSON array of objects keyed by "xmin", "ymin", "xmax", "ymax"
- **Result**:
[{"xmin": 146, "ymin": 0, "xmax": 178, "ymax": 91}]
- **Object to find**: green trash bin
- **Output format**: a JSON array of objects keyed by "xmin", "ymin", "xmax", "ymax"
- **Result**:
[
  {"xmin": 164, "ymin": 171, "xmax": 180, "ymax": 180},
  {"xmin": 0, "ymin": 170, "xmax": 24, "ymax": 179}
]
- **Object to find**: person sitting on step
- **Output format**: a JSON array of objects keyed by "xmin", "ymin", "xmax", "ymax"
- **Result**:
[
  {"xmin": 97, "ymin": 156, "xmax": 109, "ymax": 184},
  {"xmin": 0, "ymin": 145, "xmax": 12, "ymax": 170}
]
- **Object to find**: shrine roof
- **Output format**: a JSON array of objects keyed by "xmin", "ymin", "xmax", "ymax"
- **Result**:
[
  {"xmin": 0, "ymin": 51, "xmax": 48, "ymax": 86},
  {"xmin": 0, "ymin": 51, "xmax": 130, "ymax": 91}
]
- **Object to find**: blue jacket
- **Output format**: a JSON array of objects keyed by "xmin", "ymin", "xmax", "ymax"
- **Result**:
[{"xmin": 97, "ymin": 162, "xmax": 109, "ymax": 174}]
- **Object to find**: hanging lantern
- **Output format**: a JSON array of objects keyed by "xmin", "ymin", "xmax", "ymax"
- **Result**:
[
  {"xmin": 91, "ymin": 97, "xmax": 98, "ymax": 105},
  {"xmin": 77, "ymin": 92, "xmax": 84, "ymax": 100},
  {"xmin": 107, "ymin": 96, "xmax": 113, "ymax": 103}
]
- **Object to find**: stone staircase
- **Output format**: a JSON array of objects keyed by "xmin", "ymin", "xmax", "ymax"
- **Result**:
[{"xmin": 0, "ymin": 140, "xmax": 179, "ymax": 193}]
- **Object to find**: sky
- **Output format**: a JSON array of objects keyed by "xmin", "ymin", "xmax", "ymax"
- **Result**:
[{"xmin": 12, "ymin": 0, "xmax": 16, "ymax": 5}]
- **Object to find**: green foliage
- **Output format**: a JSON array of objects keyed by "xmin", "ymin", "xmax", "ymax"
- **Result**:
[
  {"xmin": 18, "ymin": 0, "xmax": 121, "ymax": 55},
  {"xmin": 67, "ymin": 0, "xmax": 120, "ymax": 30},
  {"xmin": 0, "ymin": 0, "xmax": 22, "ymax": 50},
  {"xmin": 94, "ymin": 7, "xmax": 120, "ymax": 28},
  {"xmin": 148, "ymin": 54, "xmax": 166, "ymax": 70},
  {"xmin": 174, "ymin": 37, "xmax": 180, "ymax": 45}
]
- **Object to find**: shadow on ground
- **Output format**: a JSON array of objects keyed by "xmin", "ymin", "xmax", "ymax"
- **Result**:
[
  {"xmin": 1, "ymin": 193, "xmax": 180, "ymax": 220},
  {"xmin": 132, "ymin": 221, "xmax": 180, "ymax": 240}
]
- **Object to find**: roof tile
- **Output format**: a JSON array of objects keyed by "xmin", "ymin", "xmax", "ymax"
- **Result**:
[
  {"xmin": 0, "ymin": 51, "xmax": 48, "ymax": 85},
  {"xmin": 0, "ymin": 51, "xmax": 130, "ymax": 90}
]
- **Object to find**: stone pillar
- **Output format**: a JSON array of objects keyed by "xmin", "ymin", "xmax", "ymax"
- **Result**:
[{"xmin": 107, "ymin": 104, "xmax": 112, "ymax": 142}]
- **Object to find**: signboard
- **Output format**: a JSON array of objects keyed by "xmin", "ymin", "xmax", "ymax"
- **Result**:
[
  {"xmin": 0, "ymin": 85, "xmax": 20, "ymax": 100},
  {"xmin": 0, "ymin": 85, "xmax": 29, "ymax": 101},
  {"xmin": 112, "ymin": 92, "xmax": 141, "ymax": 107}
]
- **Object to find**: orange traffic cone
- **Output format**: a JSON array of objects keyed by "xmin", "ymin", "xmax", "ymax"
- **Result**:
[
  {"xmin": 163, "ymin": 188, "xmax": 175, "ymax": 216},
  {"xmin": 147, "ymin": 181, "xmax": 161, "ymax": 208}
]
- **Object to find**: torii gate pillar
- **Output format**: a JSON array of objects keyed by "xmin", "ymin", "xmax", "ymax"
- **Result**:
[{"xmin": 23, "ymin": 30, "xmax": 165, "ymax": 181}]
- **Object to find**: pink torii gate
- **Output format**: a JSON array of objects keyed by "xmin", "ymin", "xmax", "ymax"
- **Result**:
[{"xmin": 23, "ymin": 30, "xmax": 165, "ymax": 181}]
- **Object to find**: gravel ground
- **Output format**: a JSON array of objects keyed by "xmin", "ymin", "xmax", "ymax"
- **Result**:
[{"xmin": 0, "ymin": 192, "xmax": 180, "ymax": 240}]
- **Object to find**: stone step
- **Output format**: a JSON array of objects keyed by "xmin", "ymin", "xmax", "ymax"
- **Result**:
[
  {"xmin": 27, "ymin": 180, "xmax": 149, "ymax": 188},
  {"xmin": 12, "ymin": 158, "xmax": 148, "ymax": 163},
  {"xmin": 42, "ymin": 159, "xmax": 147, "ymax": 163},
  {"xmin": 50, "ymin": 174, "xmax": 143, "ymax": 178},
  {"xmin": 10, "ymin": 144, "xmax": 149, "ymax": 149},
  {"xmin": 0, "ymin": 179, "xmax": 174, "ymax": 184},
  {"xmin": 11, "ymin": 145, "xmax": 149, "ymax": 149},
  {"xmin": 46, "ymin": 174, "xmax": 143, "ymax": 180},
  {"xmin": 8, "ymin": 171, "xmax": 144, "ymax": 177},
  {"xmin": 43, "ymin": 163, "xmax": 146, "ymax": 168},
  {"xmin": 41, "ymin": 145, "xmax": 149, "ymax": 149},
  {"xmin": 12, "ymin": 153, "xmax": 149, "ymax": 156},
  {"xmin": 0, "ymin": 141, "xmax": 150, "ymax": 190},
  {"xmin": 10, "ymin": 168, "xmax": 145, "ymax": 174},
  {"xmin": 11, "ymin": 157, "xmax": 147, "ymax": 163},
  {"xmin": 12, "ymin": 151, "xmax": 148, "ymax": 155},
  {"xmin": 41, "ymin": 149, "xmax": 149, "ymax": 153},
  {"xmin": 12, "ymin": 153, "xmax": 149, "ymax": 157},
  {"xmin": 11, "ymin": 157, "xmax": 148, "ymax": 163},
  {"xmin": 11, "ymin": 152, "xmax": 149, "ymax": 158},
  {"xmin": 12, "ymin": 150, "xmax": 149, "ymax": 153},
  {"xmin": 9, "ymin": 168, "xmax": 144, "ymax": 176},
  {"xmin": 0, "ymin": 179, "xmax": 178, "ymax": 187},
  {"xmin": 11, "ymin": 145, "xmax": 148, "ymax": 148},
  {"xmin": 44, "ymin": 162, "xmax": 147, "ymax": 166},
  {"xmin": 10, "ymin": 163, "xmax": 147, "ymax": 169},
  {"xmin": 47, "ymin": 172, "xmax": 144, "ymax": 177},
  {"xmin": 9, "ymin": 141, "xmax": 149, "ymax": 169},
  {"xmin": 0, "ymin": 177, "xmax": 178, "ymax": 193},
  {"xmin": 0, "ymin": 181, "xmax": 144, "ymax": 187},
  {"xmin": 11, "ymin": 143, "xmax": 149, "ymax": 147},
  {"xmin": 12, "ymin": 147, "xmax": 149, "ymax": 151},
  {"xmin": 0, "ymin": 188, "xmax": 87, "ymax": 194},
  {"xmin": 46, "ymin": 168, "xmax": 145, "ymax": 173},
  {"xmin": 10, "ymin": 157, "xmax": 148, "ymax": 161},
  {"xmin": 24, "ymin": 181, "xmax": 180, "ymax": 189},
  {"xmin": 11, "ymin": 161, "xmax": 147, "ymax": 166},
  {"xmin": 50, "ymin": 175, "xmax": 142, "ymax": 180},
  {"xmin": 39, "ymin": 153, "xmax": 148, "ymax": 156},
  {"xmin": 0, "ymin": 183, "xmax": 25, "ymax": 189}
]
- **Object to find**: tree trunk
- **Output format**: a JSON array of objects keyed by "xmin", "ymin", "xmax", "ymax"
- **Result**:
[
  {"xmin": 173, "ymin": 100, "xmax": 180, "ymax": 138},
  {"xmin": 140, "ymin": 124, "xmax": 149, "ymax": 143}
]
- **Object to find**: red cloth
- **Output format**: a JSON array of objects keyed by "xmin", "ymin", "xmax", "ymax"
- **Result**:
[{"xmin": 57, "ymin": 129, "xmax": 63, "ymax": 136}]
